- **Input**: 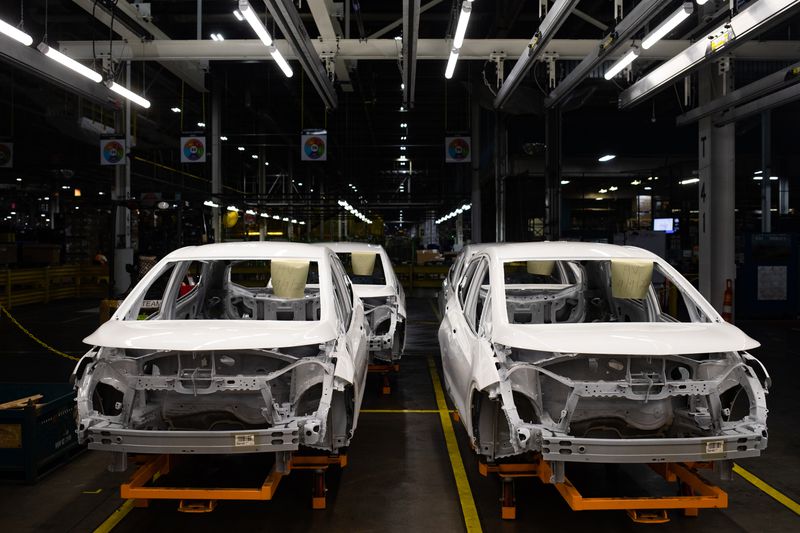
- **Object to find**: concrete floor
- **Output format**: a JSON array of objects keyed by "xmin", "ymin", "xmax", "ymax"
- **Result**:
[{"xmin": 0, "ymin": 298, "xmax": 798, "ymax": 532}]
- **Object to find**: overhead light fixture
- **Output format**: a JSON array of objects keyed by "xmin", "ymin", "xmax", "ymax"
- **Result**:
[
  {"xmin": 641, "ymin": 3, "xmax": 694, "ymax": 50},
  {"xmin": 452, "ymin": 1, "xmax": 473, "ymax": 49},
  {"xmin": 107, "ymin": 82, "xmax": 151, "ymax": 108},
  {"xmin": 282, "ymin": 217, "xmax": 289, "ymax": 221},
  {"xmin": 400, "ymin": 146, "xmax": 406, "ymax": 151},
  {"xmin": 599, "ymin": 188, "xmax": 608, "ymax": 194},
  {"xmin": 609, "ymin": 186, "xmax": 618, "ymax": 191},
  {"xmin": 245, "ymin": 209, "xmax": 257, "ymax": 215},
  {"xmin": 644, "ymin": 186, "xmax": 652, "ymax": 190},
  {"xmin": 260, "ymin": 212, "xmax": 269, "ymax": 218},
  {"xmin": 239, "ymin": 0, "xmax": 273, "ymax": 46},
  {"xmin": 251, "ymin": 154, "xmax": 258, "ymax": 159},
  {"xmin": 233, "ymin": 9, "xmax": 245, "ymax": 21},
  {"xmin": 227, "ymin": 206, "xmax": 240, "ymax": 212},
  {"xmin": 197, "ymin": 122, "xmax": 206, "ymax": 128},
  {"xmin": 604, "ymin": 48, "xmax": 639, "ymax": 80},
  {"xmin": 560, "ymin": 180, "xmax": 570, "ymax": 185},
  {"xmin": 291, "ymin": 219, "xmax": 298, "ymax": 224},
  {"xmin": 680, "ymin": 178, "xmax": 700, "ymax": 185},
  {"xmin": 220, "ymin": 135, "xmax": 228, "ymax": 141},
  {"xmin": 38, "ymin": 43, "xmax": 103, "ymax": 83},
  {"xmin": 210, "ymin": 33, "xmax": 224, "ymax": 41},
  {"xmin": 273, "ymin": 215, "xmax": 280, "ymax": 220},
  {"xmin": 299, "ymin": 221, "xmax": 306, "ymax": 225},
  {"xmin": 270, "ymin": 47, "xmax": 294, "ymax": 78},
  {"xmin": 445, "ymin": 48, "xmax": 459, "ymax": 79},
  {"xmin": 754, "ymin": 170, "xmax": 763, "ymax": 175},
  {"xmin": 203, "ymin": 200, "xmax": 220, "ymax": 208},
  {"xmin": 171, "ymin": 107, "xmax": 181, "ymax": 113},
  {"xmin": 770, "ymin": 176, "xmax": 779, "ymax": 181},
  {"xmin": 695, "ymin": 0, "xmax": 709, "ymax": 5},
  {"xmin": 631, "ymin": 179, "xmax": 641, "ymax": 185},
  {"xmin": 598, "ymin": 154, "xmax": 616, "ymax": 162},
  {"xmin": 0, "ymin": 17, "xmax": 33, "ymax": 46},
  {"xmin": 237, "ymin": 146, "xmax": 245, "ymax": 151}
]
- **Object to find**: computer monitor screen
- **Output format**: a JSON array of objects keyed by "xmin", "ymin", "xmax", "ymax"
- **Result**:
[{"xmin": 653, "ymin": 218, "xmax": 674, "ymax": 233}]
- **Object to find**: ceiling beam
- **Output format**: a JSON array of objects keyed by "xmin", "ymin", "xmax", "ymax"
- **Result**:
[
  {"xmin": 546, "ymin": 0, "xmax": 671, "ymax": 108},
  {"xmin": 264, "ymin": 0, "xmax": 338, "ymax": 109},
  {"xmin": 308, "ymin": 0, "xmax": 354, "ymax": 92},
  {"xmin": 58, "ymin": 39, "xmax": 800, "ymax": 62},
  {"xmin": 619, "ymin": 0, "xmax": 800, "ymax": 109},
  {"xmin": 368, "ymin": 0, "xmax": 444, "ymax": 39},
  {"xmin": 676, "ymin": 60, "xmax": 800, "ymax": 125},
  {"xmin": 403, "ymin": 0, "xmax": 421, "ymax": 108},
  {"xmin": 70, "ymin": 0, "xmax": 206, "ymax": 92},
  {"xmin": 494, "ymin": 0, "xmax": 581, "ymax": 109},
  {"xmin": 714, "ymin": 81, "xmax": 800, "ymax": 126}
]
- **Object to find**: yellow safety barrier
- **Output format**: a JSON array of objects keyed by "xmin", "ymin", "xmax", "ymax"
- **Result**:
[
  {"xmin": 0, "ymin": 265, "xmax": 109, "ymax": 309},
  {"xmin": 394, "ymin": 263, "xmax": 449, "ymax": 291},
  {"xmin": 0, "ymin": 303, "xmax": 80, "ymax": 361}
]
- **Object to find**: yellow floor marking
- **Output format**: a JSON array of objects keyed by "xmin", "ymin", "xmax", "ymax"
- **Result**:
[
  {"xmin": 428, "ymin": 356, "xmax": 482, "ymax": 533},
  {"xmin": 82, "ymin": 489, "xmax": 103, "ymax": 494},
  {"xmin": 429, "ymin": 299, "xmax": 443, "ymax": 322},
  {"xmin": 361, "ymin": 409, "xmax": 443, "ymax": 413},
  {"xmin": 93, "ymin": 499, "xmax": 135, "ymax": 533},
  {"xmin": 734, "ymin": 463, "xmax": 800, "ymax": 515}
]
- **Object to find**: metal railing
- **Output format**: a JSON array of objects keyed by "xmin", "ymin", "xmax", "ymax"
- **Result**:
[{"xmin": 0, "ymin": 265, "xmax": 109, "ymax": 309}]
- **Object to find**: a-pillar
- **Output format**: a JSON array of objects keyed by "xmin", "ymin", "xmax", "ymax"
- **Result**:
[{"xmin": 698, "ymin": 62, "xmax": 735, "ymax": 311}]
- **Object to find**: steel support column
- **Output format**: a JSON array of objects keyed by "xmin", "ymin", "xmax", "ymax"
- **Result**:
[
  {"xmin": 761, "ymin": 111, "xmax": 772, "ymax": 233},
  {"xmin": 545, "ymin": 107, "xmax": 562, "ymax": 240},
  {"xmin": 211, "ymin": 76, "xmax": 222, "ymax": 243},
  {"xmin": 113, "ymin": 62, "xmax": 133, "ymax": 295},
  {"xmin": 698, "ymin": 63, "xmax": 735, "ymax": 311},
  {"xmin": 471, "ymin": 85, "xmax": 482, "ymax": 243},
  {"xmin": 494, "ymin": 112, "xmax": 507, "ymax": 242}
]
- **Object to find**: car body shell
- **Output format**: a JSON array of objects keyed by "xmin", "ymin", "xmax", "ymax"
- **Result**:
[
  {"xmin": 73, "ymin": 242, "xmax": 370, "ymax": 456},
  {"xmin": 438, "ymin": 242, "xmax": 770, "ymax": 470},
  {"xmin": 320, "ymin": 242, "xmax": 406, "ymax": 362}
]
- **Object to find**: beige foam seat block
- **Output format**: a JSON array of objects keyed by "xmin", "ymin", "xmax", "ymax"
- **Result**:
[
  {"xmin": 271, "ymin": 259, "xmax": 309, "ymax": 298},
  {"xmin": 527, "ymin": 260, "xmax": 555, "ymax": 276},
  {"xmin": 611, "ymin": 259, "xmax": 654, "ymax": 299},
  {"xmin": 351, "ymin": 252, "xmax": 377, "ymax": 276}
]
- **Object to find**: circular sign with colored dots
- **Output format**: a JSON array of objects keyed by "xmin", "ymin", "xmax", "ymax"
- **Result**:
[
  {"xmin": 448, "ymin": 138, "xmax": 470, "ymax": 161},
  {"xmin": 183, "ymin": 138, "xmax": 205, "ymax": 161},
  {"xmin": 304, "ymin": 136, "xmax": 326, "ymax": 159},
  {"xmin": 102, "ymin": 141, "xmax": 124, "ymax": 164},
  {"xmin": 0, "ymin": 144, "xmax": 10, "ymax": 166}
]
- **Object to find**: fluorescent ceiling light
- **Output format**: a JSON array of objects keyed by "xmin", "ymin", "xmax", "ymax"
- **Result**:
[
  {"xmin": 233, "ymin": 9, "xmax": 245, "ymax": 21},
  {"xmin": 245, "ymin": 209, "xmax": 257, "ymax": 215},
  {"xmin": 754, "ymin": 170, "xmax": 763, "ymax": 175},
  {"xmin": 695, "ymin": 0, "xmax": 709, "ymax": 4},
  {"xmin": 560, "ymin": 180, "xmax": 570, "ymax": 185},
  {"xmin": 445, "ymin": 48, "xmax": 459, "ymax": 79},
  {"xmin": 598, "ymin": 154, "xmax": 616, "ymax": 162},
  {"xmin": 609, "ymin": 186, "xmax": 618, "ymax": 191},
  {"xmin": 599, "ymin": 188, "xmax": 608, "ymax": 193},
  {"xmin": 239, "ymin": 0, "xmax": 273, "ymax": 47},
  {"xmin": 171, "ymin": 107, "xmax": 181, "ymax": 113},
  {"xmin": 604, "ymin": 49, "xmax": 639, "ymax": 80},
  {"xmin": 251, "ymin": 154, "xmax": 258, "ymax": 159},
  {"xmin": 237, "ymin": 146, "xmax": 245, "ymax": 151},
  {"xmin": 260, "ymin": 212, "xmax": 269, "ymax": 218},
  {"xmin": 270, "ymin": 47, "xmax": 293, "ymax": 78},
  {"xmin": 770, "ymin": 176, "xmax": 779, "ymax": 181},
  {"xmin": 203, "ymin": 200, "xmax": 220, "ymax": 208},
  {"xmin": 108, "ymin": 82, "xmax": 151, "ymax": 108},
  {"xmin": 210, "ymin": 33, "xmax": 219, "ymax": 41},
  {"xmin": 644, "ymin": 186, "xmax": 652, "ymax": 190},
  {"xmin": 0, "ymin": 17, "xmax": 33, "ymax": 46},
  {"xmin": 679, "ymin": 177, "xmax": 700, "ymax": 185},
  {"xmin": 227, "ymin": 206, "xmax": 239, "ymax": 212},
  {"xmin": 273, "ymin": 215, "xmax": 280, "ymax": 220},
  {"xmin": 197, "ymin": 122, "xmax": 206, "ymax": 127},
  {"xmin": 453, "ymin": 1, "xmax": 472, "ymax": 49},
  {"xmin": 220, "ymin": 135, "xmax": 228, "ymax": 141},
  {"xmin": 641, "ymin": 3, "xmax": 694, "ymax": 50},
  {"xmin": 38, "ymin": 43, "xmax": 103, "ymax": 83}
]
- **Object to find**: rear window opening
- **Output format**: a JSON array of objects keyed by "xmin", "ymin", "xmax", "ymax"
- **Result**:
[
  {"xmin": 336, "ymin": 252, "xmax": 386, "ymax": 285},
  {"xmin": 126, "ymin": 259, "xmax": 322, "ymax": 321}
]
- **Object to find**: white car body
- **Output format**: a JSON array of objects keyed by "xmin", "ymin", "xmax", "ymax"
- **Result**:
[
  {"xmin": 439, "ymin": 242, "xmax": 769, "ymax": 475},
  {"xmin": 321, "ymin": 243, "xmax": 406, "ymax": 363},
  {"xmin": 438, "ymin": 244, "xmax": 489, "ymax": 318},
  {"xmin": 72, "ymin": 242, "xmax": 370, "ymax": 456}
]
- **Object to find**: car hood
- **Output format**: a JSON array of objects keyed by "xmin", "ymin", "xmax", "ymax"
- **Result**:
[
  {"xmin": 84, "ymin": 320, "xmax": 338, "ymax": 351},
  {"xmin": 491, "ymin": 322, "xmax": 759, "ymax": 355}
]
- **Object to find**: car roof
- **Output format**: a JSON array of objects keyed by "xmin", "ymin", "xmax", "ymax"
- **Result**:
[
  {"xmin": 481, "ymin": 241, "xmax": 660, "ymax": 261},
  {"xmin": 163, "ymin": 242, "xmax": 331, "ymax": 261},
  {"xmin": 319, "ymin": 242, "xmax": 386, "ymax": 254}
]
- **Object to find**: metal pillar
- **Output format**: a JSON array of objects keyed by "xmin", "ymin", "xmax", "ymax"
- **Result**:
[
  {"xmin": 211, "ymin": 76, "xmax": 222, "ymax": 242},
  {"xmin": 779, "ymin": 177, "xmax": 789, "ymax": 215},
  {"xmin": 113, "ymin": 61, "xmax": 133, "ymax": 295},
  {"xmin": 471, "ymin": 86, "xmax": 482, "ymax": 243},
  {"xmin": 761, "ymin": 111, "xmax": 771, "ymax": 233},
  {"xmin": 494, "ymin": 111, "xmax": 507, "ymax": 242},
  {"xmin": 545, "ymin": 107, "xmax": 562, "ymax": 241},
  {"xmin": 698, "ymin": 62, "xmax": 736, "ymax": 311},
  {"xmin": 196, "ymin": 0, "xmax": 202, "ymax": 40}
]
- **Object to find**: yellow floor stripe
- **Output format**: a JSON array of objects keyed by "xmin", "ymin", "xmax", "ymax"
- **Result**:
[
  {"xmin": 93, "ymin": 499, "xmax": 136, "ymax": 533},
  {"xmin": 429, "ymin": 299, "xmax": 443, "ymax": 322},
  {"xmin": 734, "ymin": 463, "xmax": 800, "ymax": 515},
  {"xmin": 428, "ymin": 356, "xmax": 482, "ymax": 533},
  {"xmin": 361, "ymin": 409, "xmax": 442, "ymax": 414}
]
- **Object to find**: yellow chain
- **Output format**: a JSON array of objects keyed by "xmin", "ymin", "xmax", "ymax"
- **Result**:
[{"xmin": 0, "ymin": 303, "xmax": 80, "ymax": 362}]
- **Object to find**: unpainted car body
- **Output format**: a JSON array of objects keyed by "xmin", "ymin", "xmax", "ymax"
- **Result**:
[
  {"xmin": 321, "ymin": 243, "xmax": 406, "ymax": 363},
  {"xmin": 439, "ymin": 242, "xmax": 769, "ymax": 476},
  {"xmin": 438, "ymin": 244, "xmax": 489, "ymax": 318},
  {"xmin": 73, "ymin": 242, "xmax": 369, "ymax": 457}
]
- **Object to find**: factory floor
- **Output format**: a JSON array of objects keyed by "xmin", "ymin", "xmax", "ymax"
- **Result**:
[{"xmin": 0, "ymin": 298, "xmax": 798, "ymax": 532}]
